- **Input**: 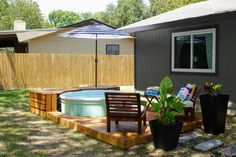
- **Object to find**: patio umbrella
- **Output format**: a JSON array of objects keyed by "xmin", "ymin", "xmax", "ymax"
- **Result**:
[{"xmin": 60, "ymin": 20, "xmax": 134, "ymax": 87}]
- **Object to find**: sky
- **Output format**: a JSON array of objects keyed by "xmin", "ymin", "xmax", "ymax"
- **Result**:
[{"xmin": 34, "ymin": 0, "xmax": 149, "ymax": 17}]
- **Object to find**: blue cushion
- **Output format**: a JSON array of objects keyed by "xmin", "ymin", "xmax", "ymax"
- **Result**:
[{"xmin": 144, "ymin": 90, "xmax": 160, "ymax": 96}]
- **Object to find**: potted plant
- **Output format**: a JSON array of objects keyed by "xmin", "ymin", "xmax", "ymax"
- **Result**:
[
  {"xmin": 200, "ymin": 82, "xmax": 229, "ymax": 135},
  {"xmin": 149, "ymin": 76, "xmax": 185, "ymax": 151}
]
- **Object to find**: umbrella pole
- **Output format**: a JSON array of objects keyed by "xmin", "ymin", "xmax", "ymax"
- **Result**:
[{"xmin": 95, "ymin": 34, "xmax": 98, "ymax": 87}]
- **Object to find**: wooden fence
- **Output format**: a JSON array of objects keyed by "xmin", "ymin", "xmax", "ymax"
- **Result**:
[{"xmin": 0, "ymin": 53, "xmax": 134, "ymax": 89}]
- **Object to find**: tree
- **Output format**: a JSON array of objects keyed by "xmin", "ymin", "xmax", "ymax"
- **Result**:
[
  {"xmin": 0, "ymin": 0, "xmax": 11, "ymax": 30},
  {"xmin": 103, "ymin": 3, "xmax": 117, "ymax": 27},
  {"xmin": 93, "ymin": 11, "xmax": 109, "ymax": 24},
  {"xmin": 80, "ymin": 12, "xmax": 93, "ymax": 21},
  {"xmin": 9, "ymin": 0, "xmax": 46, "ymax": 29},
  {"xmin": 149, "ymin": 0, "xmax": 206, "ymax": 16},
  {"xmin": 0, "ymin": 0, "xmax": 51, "ymax": 30},
  {"xmin": 49, "ymin": 10, "xmax": 80, "ymax": 28},
  {"xmin": 90, "ymin": 3, "xmax": 116, "ymax": 27},
  {"xmin": 0, "ymin": 0, "xmax": 8, "ymax": 15},
  {"xmin": 112, "ymin": 0, "xmax": 146, "ymax": 28}
]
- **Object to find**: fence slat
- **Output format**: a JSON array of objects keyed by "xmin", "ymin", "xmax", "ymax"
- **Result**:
[{"xmin": 0, "ymin": 53, "xmax": 134, "ymax": 89}]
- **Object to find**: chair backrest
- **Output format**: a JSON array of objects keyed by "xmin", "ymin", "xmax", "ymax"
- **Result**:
[
  {"xmin": 190, "ymin": 85, "xmax": 201, "ymax": 106},
  {"xmin": 105, "ymin": 92, "xmax": 141, "ymax": 118}
]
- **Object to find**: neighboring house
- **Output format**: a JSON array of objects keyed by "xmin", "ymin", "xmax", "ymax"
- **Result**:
[
  {"xmin": 0, "ymin": 19, "xmax": 134, "ymax": 55},
  {"xmin": 0, "ymin": 20, "xmax": 56, "ymax": 53},
  {"xmin": 120, "ymin": 0, "xmax": 236, "ymax": 102}
]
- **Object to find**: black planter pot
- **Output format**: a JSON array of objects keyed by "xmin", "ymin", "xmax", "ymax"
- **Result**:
[
  {"xmin": 200, "ymin": 94, "xmax": 229, "ymax": 135},
  {"xmin": 149, "ymin": 119, "xmax": 183, "ymax": 151}
]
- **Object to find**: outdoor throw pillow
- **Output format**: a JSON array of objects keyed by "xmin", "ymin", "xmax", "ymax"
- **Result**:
[{"xmin": 177, "ymin": 84, "xmax": 195, "ymax": 101}]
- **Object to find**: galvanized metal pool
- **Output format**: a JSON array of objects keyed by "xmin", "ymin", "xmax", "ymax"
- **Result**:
[{"xmin": 59, "ymin": 90, "xmax": 116, "ymax": 117}]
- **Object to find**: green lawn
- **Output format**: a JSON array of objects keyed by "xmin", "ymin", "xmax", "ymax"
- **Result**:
[{"xmin": 0, "ymin": 89, "xmax": 235, "ymax": 157}]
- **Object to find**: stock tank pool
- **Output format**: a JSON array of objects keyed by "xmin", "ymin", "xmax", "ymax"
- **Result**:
[{"xmin": 59, "ymin": 90, "xmax": 116, "ymax": 117}]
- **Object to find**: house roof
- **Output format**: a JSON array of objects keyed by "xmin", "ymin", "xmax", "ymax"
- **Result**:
[
  {"xmin": 119, "ymin": 0, "xmax": 236, "ymax": 33},
  {"xmin": 18, "ymin": 19, "xmax": 121, "ymax": 42},
  {"xmin": 16, "ymin": 29, "xmax": 57, "ymax": 42},
  {"xmin": 0, "ymin": 28, "xmax": 57, "ymax": 35},
  {"xmin": 0, "ymin": 28, "xmax": 58, "ymax": 44},
  {"xmin": 0, "ymin": 19, "xmax": 124, "ymax": 44},
  {"xmin": 62, "ymin": 18, "xmax": 117, "ymax": 29}
]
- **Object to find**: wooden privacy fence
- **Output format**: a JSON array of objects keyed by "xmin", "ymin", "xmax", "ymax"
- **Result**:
[{"xmin": 0, "ymin": 53, "xmax": 134, "ymax": 89}]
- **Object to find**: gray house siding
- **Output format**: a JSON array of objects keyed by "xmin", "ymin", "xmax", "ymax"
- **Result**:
[{"xmin": 135, "ymin": 14, "xmax": 236, "ymax": 101}]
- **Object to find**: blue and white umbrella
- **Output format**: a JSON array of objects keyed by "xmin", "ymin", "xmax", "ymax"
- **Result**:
[
  {"xmin": 60, "ymin": 20, "xmax": 134, "ymax": 87},
  {"xmin": 61, "ymin": 22, "xmax": 133, "ymax": 39}
]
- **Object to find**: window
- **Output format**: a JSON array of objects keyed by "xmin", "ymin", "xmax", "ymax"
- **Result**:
[
  {"xmin": 171, "ymin": 28, "xmax": 216, "ymax": 73},
  {"xmin": 106, "ymin": 45, "xmax": 119, "ymax": 55}
]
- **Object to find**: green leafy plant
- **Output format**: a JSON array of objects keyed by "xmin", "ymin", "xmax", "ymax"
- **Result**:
[
  {"xmin": 204, "ymin": 82, "xmax": 222, "ymax": 95},
  {"xmin": 151, "ymin": 76, "xmax": 184, "ymax": 125}
]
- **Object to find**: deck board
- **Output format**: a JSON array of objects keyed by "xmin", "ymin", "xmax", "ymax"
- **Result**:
[{"xmin": 45, "ymin": 111, "xmax": 202, "ymax": 149}]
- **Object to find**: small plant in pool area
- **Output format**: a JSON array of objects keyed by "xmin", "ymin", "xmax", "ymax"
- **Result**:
[
  {"xmin": 149, "ymin": 76, "xmax": 185, "ymax": 150},
  {"xmin": 151, "ymin": 76, "xmax": 185, "ymax": 125},
  {"xmin": 204, "ymin": 82, "xmax": 222, "ymax": 95},
  {"xmin": 201, "ymin": 82, "xmax": 228, "ymax": 135}
]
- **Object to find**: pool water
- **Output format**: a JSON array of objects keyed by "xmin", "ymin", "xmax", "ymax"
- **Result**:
[{"xmin": 60, "ymin": 90, "xmax": 116, "ymax": 117}]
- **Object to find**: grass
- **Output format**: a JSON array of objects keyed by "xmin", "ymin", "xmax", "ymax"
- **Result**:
[{"xmin": 0, "ymin": 89, "xmax": 236, "ymax": 157}]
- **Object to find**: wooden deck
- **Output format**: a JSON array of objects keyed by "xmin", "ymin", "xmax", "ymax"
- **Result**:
[{"xmin": 45, "ymin": 111, "xmax": 202, "ymax": 149}]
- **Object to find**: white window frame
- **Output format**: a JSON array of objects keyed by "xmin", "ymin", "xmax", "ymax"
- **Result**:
[{"xmin": 171, "ymin": 28, "xmax": 216, "ymax": 73}]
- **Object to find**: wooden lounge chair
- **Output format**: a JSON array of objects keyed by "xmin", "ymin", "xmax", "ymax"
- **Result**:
[
  {"xmin": 105, "ymin": 92, "xmax": 146, "ymax": 134},
  {"xmin": 182, "ymin": 85, "xmax": 201, "ymax": 121}
]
